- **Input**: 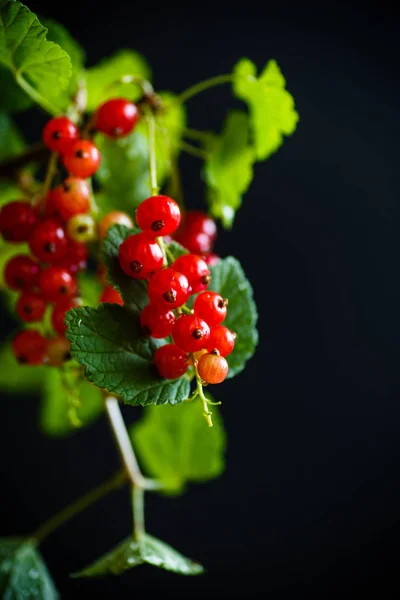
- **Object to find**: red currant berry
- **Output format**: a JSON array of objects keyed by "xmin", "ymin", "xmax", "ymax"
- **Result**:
[
  {"xmin": 175, "ymin": 230, "xmax": 213, "ymax": 254},
  {"xmin": 12, "ymin": 330, "xmax": 47, "ymax": 365},
  {"xmin": 39, "ymin": 265, "xmax": 77, "ymax": 302},
  {"xmin": 207, "ymin": 325, "xmax": 236, "ymax": 357},
  {"xmin": 56, "ymin": 240, "xmax": 88, "ymax": 273},
  {"xmin": 154, "ymin": 344, "xmax": 188, "ymax": 379},
  {"xmin": 66, "ymin": 214, "xmax": 96, "ymax": 243},
  {"xmin": 184, "ymin": 210, "xmax": 217, "ymax": 239},
  {"xmin": 42, "ymin": 117, "xmax": 78, "ymax": 153},
  {"xmin": 62, "ymin": 139, "xmax": 101, "ymax": 178},
  {"xmin": 136, "ymin": 195, "xmax": 181, "ymax": 238},
  {"xmin": 46, "ymin": 178, "xmax": 90, "ymax": 222},
  {"xmin": 16, "ymin": 291, "xmax": 46, "ymax": 322},
  {"xmin": 203, "ymin": 252, "xmax": 220, "ymax": 266},
  {"xmin": 172, "ymin": 254, "xmax": 211, "ymax": 294},
  {"xmin": 140, "ymin": 304, "xmax": 175, "ymax": 338},
  {"xmin": 148, "ymin": 268, "xmax": 189, "ymax": 309},
  {"xmin": 51, "ymin": 297, "xmax": 81, "ymax": 335},
  {"xmin": 99, "ymin": 211, "xmax": 134, "ymax": 239},
  {"xmin": 118, "ymin": 233, "xmax": 163, "ymax": 279},
  {"xmin": 197, "ymin": 351, "xmax": 228, "ymax": 384},
  {"xmin": 193, "ymin": 291, "xmax": 228, "ymax": 327},
  {"xmin": 95, "ymin": 98, "xmax": 139, "ymax": 138},
  {"xmin": 99, "ymin": 285, "xmax": 124, "ymax": 305},
  {"xmin": 172, "ymin": 314, "xmax": 210, "ymax": 352},
  {"xmin": 29, "ymin": 219, "xmax": 68, "ymax": 263},
  {"xmin": 174, "ymin": 210, "xmax": 217, "ymax": 253},
  {"xmin": 0, "ymin": 201, "xmax": 38, "ymax": 243},
  {"xmin": 46, "ymin": 336, "xmax": 71, "ymax": 366},
  {"xmin": 4, "ymin": 255, "xmax": 40, "ymax": 291}
]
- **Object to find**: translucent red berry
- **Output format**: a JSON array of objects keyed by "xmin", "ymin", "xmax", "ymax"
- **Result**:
[
  {"xmin": 0, "ymin": 201, "xmax": 38, "ymax": 243},
  {"xmin": 172, "ymin": 254, "xmax": 211, "ymax": 294},
  {"xmin": 154, "ymin": 344, "xmax": 188, "ymax": 379},
  {"xmin": 140, "ymin": 304, "xmax": 175, "ymax": 338},
  {"xmin": 172, "ymin": 314, "xmax": 210, "ymax": 352},
  {"xmin": 95, "ymin": 98, "xmax": 139, "ymax": 138},
  {"xmin": 46, "ymin": 336, "xmax": 71, "ymax": 366},
  {"xmin": 12, "ymin": 329, "xmax": 47, "ymax": 365},
  {"xmin": 46, "ymin": 178, "xmax": 90, "ymax": 222},
  {"xmin": 62, "ymin": 139, "xmax": 101, "ymax": 178},
  {"xmin": 4, "ymin": 255, "xmax": 40, "ymax": 290},
  {"xmin": 174, "ymin": 210, "xmax": 217, "ymax": 254},
  {"xmin": 16, "ymin": 291, "xmax": 46, "ymax": 322},
  {"xmin": 99, "ymin": 285, "xmax": 124, "ymax": 305},
  {"xmin": 39, "ymin": 265, "xmax": 77, "ymax": 302},
  {"xmin": 136, "ymin": 195, "xmax": 181, "ymax": 238},
  {"xmin": 29, "ymin": 219, "xmax": 68, "ymax": 263},
  {"xmin": 118, "ymin": 233, "xmax": 163, "ymax": 279},
  {"xmin": 51, "ymin": 297, "xmax": 81, "ymax": 335},
  {"xmin": 203, "ymin": 252, "xmax": 220, "ymax": 266},
  {"xmin": 56, "ymin": 240, "xmax": 88, "ymax": 273},
  {"xmin": 193, "ymin": 291, "xmax": 228, "ymax": 327},
  {"xmin": 175, "ymin": 230, "xmax": 214, "ymax": 254},
  {"xmin": 99, "ymin": 211, "xmax": 134, "ymax": 239},
  {"xmin": 66, "ymin": 214, "xmax": 96, "ymax": 243},
  {"xmin": 207, "ymin": 325, "xmax": 236, "ymax": 357},
  {"xmin": 197, "ymin": 351, "xmax": 228, "ymax": 384},
  {"xmin": 148, "ymin": 268, "xmax": 189, "ymax": 309},
  {"xmin": 42, "ymin": 117, "xmax": 78, "ymax": 153}
]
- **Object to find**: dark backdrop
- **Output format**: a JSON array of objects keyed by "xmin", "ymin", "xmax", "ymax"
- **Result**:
[{"xmin": 1, "ymin": 1, "xmax": 400, "ymax": 597}]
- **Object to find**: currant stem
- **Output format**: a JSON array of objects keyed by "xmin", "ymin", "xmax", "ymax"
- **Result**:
[
  {"xmin": 194, "ymin": 363, "xmax": 213, "ymax": 427},
  {"xmin": 42, "ymin": 151, "xmax": 58, "ymax": 198},
  {"xmin": 146, "ymin": 109, "xmax": 159, "ymax": 196},
  {"xmin": 15, "ymin": 72, "xmax": 60, "ymax": 116},
  {"xmin": 179, "ymin": 140, "xmax": 209, "ymax": 160},
  {"xmin": 30, "ymin": 471, "xmax": 127, "ymax": 545},
  {"xmin": 0, "ymin": 143, "xmax": 49, "ymax": 180},
  {"xmin": 132, "ymin": 485, "xmax": 145, "ymax": 541},
  {"xmin": 177, "ymin": 74, "xmax": 234, "ymax": 104}
]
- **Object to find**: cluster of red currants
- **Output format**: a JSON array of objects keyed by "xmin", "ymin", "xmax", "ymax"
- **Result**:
[
  {"xmin": 0, "ymin": 98, "xmax": 140, "ymax": 366},
  {"xmin": 118, "ymin": 195, "xmax": 236, "ymax": 384}
]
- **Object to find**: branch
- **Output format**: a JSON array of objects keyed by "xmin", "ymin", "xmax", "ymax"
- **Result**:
[{"xmin": 0, "ymin": 143, "xmax": 49, "ymax": 179}]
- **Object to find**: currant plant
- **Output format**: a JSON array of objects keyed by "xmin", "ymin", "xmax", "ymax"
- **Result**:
[{"xmin": 0, "ymin": 0, "xmax": 298, "ymax": 594}]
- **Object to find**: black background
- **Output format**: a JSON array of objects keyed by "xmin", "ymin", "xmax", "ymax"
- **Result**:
[{"xmin": 1, "ymin": 1, "xmax": 400, "ymax": 598}]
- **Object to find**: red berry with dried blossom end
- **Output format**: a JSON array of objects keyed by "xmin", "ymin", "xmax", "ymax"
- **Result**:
[
  {"xmin": 39, "ymin": 265, "xmax": 77, "ymax": 302},
  {"xmin": 154, "ymin": 344, "xmax": 188, "ymax": 379},
  {"xmin": 62, "ymin": 139, "xmax": 101, "ymax": 178},
  {"xmin": 207, "ymin": 325, "xmax": 236, "ymax": 357},
  {"xmin": 46, "ymin": 336, "xmax": 71, "ymax": 366},
  {"xmin": 172, "ymin": 314, "xmax": 210, "ymax": 353},
  {"xmin": 100, "ymin": 285, "xmax": 124, "ymax": 305},
  {"xmin": 99, "ymin": 211, "xmax": 134, "ymax": 239},
  {"xmin": 136, "ymin": 195, "xmax": 181, "ymax": 238},
  {"xmin": 12, "ymin": 329, "xmax": 47, "ymax": 365},
  {"xmin": 51, "ymin": 297, "xmax": 81, "ymax": 335},
  {"xmin": 16, "ymin": 291, "xmax": 46, "ymax": 323},
  {"xmin": 193, "ymin": 291, "xmax": 228, "ymax": 327},
  {"xmin": 148, "ymin": 268, "xmax": 189, "ymax": 310},
  {"xmin": 4, "ymin": 255, "xmax": 41, "ymax": 291},
  {"xmin": 46, "ymin": 178, "xmax": 90, "ymax": 222},
  {"xmin": 42, "ymin": 117, "xmax": 78, "ymax": 153},
  {"xmin": 0, "ymin": 201, "xmax": 38, "ymax": 243},
  {"xmin": 118, "ymin": 233, "xmax": 163, "ymax": 279},
  {"xmin": 197, "ymin": 350, "xmax": 228, "ymax": 384},
  {"xmin": 140, "ymin": 304, "xmax": 176, "ymax": 339},
  {"xmin": 29, "ymin": 219, "xmax": 68, "ymax": 263},
  {"xmin": 172, "ymin": 254, "xmax": 211, "ymax": 294},
  {"xmin": 95, "ymin": 98, "xmax": 139, "ymax": 138}
]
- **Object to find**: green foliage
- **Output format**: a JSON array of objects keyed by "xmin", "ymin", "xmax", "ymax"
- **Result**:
[
  {"xmin": 0, "ymin": 343, "xmax": 46, "ymax": 392},
  {"xmin": 209, "ymin": 256, "xmax": 258, "ymax": 377},
  {"xmin": 85, "ymin": 50, "xmax": 151, "ymax": 111},
  {"xmin": 40, "ymin": 367, "xmax": 104, "ymax": 437},
  {"xmin": 0, "ymin": 112, "xmax": 25, "ymax": 159},
  {"xmin": 0, "ymin": 68, "xmax": 32, "ymax": 111},
  {"xmin": 0, "ymin": 538, "xmax": 59, "ymax": 598},
  {"xmin": 0, "ymin": 0, "xmax": 72, "ymax": 114},
  {"xmin": 131, "ymin": 399, "xmax": 226, "ymax": 494},
  {"xmin": 42, "ymin": 17, "xmax": 85, "ymax": 94},
  {"xmin": 205, "ymin": 111, "xmax": 254, "ymax": 228},
  {"xmin": 233, "ymin": 58, "xmax": 298, "ymax": 160},
  {"xmin": 74, "ymin": 534, "xmax": 203, "ymax": 577},
  {"xmin": 165, "ymin": 239, "xmax": 188, "ymax": 262},
  {"xmin": 65, "ymin": 304, "xmax": 190, "ymax": 406}
]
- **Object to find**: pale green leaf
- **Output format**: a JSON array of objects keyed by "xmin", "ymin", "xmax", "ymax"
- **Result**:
[{"xmin": 42, "ymin": 17, "xmax": 85, "ymax": 94}]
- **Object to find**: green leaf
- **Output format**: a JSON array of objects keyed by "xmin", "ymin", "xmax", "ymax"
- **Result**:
[
  {"xmin": 0, "ymin": 538, "xmax": 59, "ymax": 598},
  {"xmin": 0, "ymin": 67, "xmax": 32, "ymax": 111},
  {"xmin": 102, "ymin": 224, "xmax": 148, "ymax": 314},
  {"xmin": 233, "ymin": 58, "xmax": 298, "ymax": 161},
  {"xmin": 209, "ymin": 256, "xmax": 258, "ymax": 377},
  {"xmin": 131, "ymin": 399, "xmax": 226, "ymax": 494},
  {"xmin": 74, "ymin": 533, "xmax": 203, "ymax": 577},
  {"xmin": 39, "ymin": 367, "xmax": 104, "ymax": 437},
  {"xmin": 205, "ymin": 111, "xmax": 254, "ymax": 228},
  {"xmin": 65, "ymin": 304, "xmax": 190, "ymax": 406},
  {"xmin": 0, "ymin": 343, "xmax": 46, "ymax": 393},
  {"xmin": 77, "ymin": 271, "xmax": 102, "ymax": 307},
  {"xmin": 166, "ymin": 239, "xmax": 188, "ymax": 263},
  {"xmin": 85, "ymin": 50, "xmax": 151, "ymax": 112},
  {"xmin": 0, "ymin": 0, "xmax": 72, "ymax": 115},
  {"xmin": 0, "ymin": 112, "xmax": 25, "ymax": 160}
]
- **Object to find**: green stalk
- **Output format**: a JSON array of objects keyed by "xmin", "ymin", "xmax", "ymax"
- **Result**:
[{"xmin": 177, "ymin": 74, "xmax": 233, "ymax": 104}]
